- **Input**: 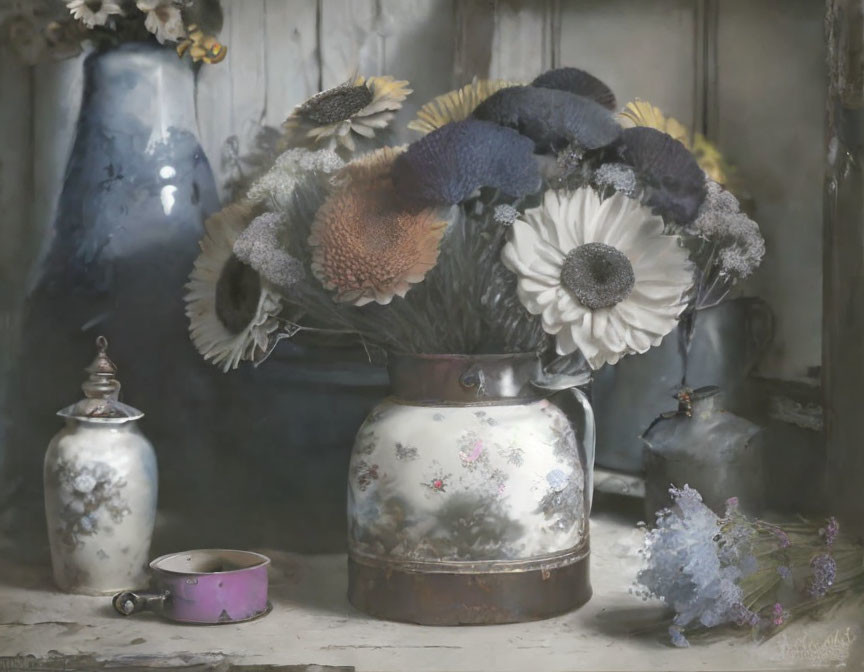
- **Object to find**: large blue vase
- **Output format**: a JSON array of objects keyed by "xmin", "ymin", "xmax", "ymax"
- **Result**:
[
  {"xmin": 3, "ymin": 43, "xmax": 387, "ymax": 555},
  {"xmin": 4, "ymin": 43, "xmax": 221, "ymax": 515}
]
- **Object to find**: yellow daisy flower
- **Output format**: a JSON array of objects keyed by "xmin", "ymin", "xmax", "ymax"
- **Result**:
[
  {"xmin": 407, "ymin": 77, "xmax": 521, "ymax": 134},
  {"xmin": 185, "ymin": 202, "xmax": 282, "ymax": 372},
  {"xmin": 283, "ymin": 75, "xmax": 412, "ymax": 152}
]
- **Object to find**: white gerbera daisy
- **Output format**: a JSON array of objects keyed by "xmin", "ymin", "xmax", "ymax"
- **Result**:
[
  {"xmin": 283, "ymin": 75, "xmax": 412, "ymax": 152},
  {"xmin": 66, "ymin": 0, "xmax": 123, "ymax": 28},
  {"xmin": 185, "ymin": 202, "xmax": 283, "ymax": 372},
  {"xmin": 502, "ymin": 187, "xmax": 693, "ymax": 368},
  {"xmin": 137, "ymin": 0, "xmax": 185, "ymax": 44}
]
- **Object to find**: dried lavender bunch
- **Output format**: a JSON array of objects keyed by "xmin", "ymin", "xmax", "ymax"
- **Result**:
[{"xmin": 635, "ymin": 486, "xmax": 864, "ymax": 648}]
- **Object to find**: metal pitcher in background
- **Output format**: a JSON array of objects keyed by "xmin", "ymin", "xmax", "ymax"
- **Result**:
[{"xmin": 592, "ymin": 297, "xmax": 774, "ymax": 473}]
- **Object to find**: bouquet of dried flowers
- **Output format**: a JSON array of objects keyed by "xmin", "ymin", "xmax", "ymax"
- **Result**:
[
  {"xmin": 1, "ymin": 0, "xmax": 225, "ymax": 65},
  {"xmin": 184, "ymin": 67, "xmax": 765, "ymax": 375},
  {"xmin": 635, "ymin": 485, "xmax": 864, "ymax": 648}
]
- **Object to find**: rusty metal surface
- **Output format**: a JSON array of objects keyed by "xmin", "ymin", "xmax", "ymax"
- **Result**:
[
  {"xmin": 387, "ymin": 353, "xmax": 544, "ymax": 404},
  {"xmin": 349, "ymin": 543, "xmax": 589, "ymax": 575},
  {"xmin": 347, "ymin": 551, "xmax": 591, "ymax": 625}
]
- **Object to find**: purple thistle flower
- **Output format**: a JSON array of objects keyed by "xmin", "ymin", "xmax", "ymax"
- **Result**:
[
  {"xmin": 777, "ymin": 565, "xmax": 792, "ymax": 582},
  {"xmin": 771, "ymin": 603, "xmax": 785, "ymax": 626},
  {"xmin": 819, "ymin": 517, "xmax": 839, "ymax": 546},
  {"xmin": 808, "ymin": 553, "xmax": 837, "ymax": 598},
  {"xmin": 668, "ymin": 625, "xmax": 690, "ymax": 648}
]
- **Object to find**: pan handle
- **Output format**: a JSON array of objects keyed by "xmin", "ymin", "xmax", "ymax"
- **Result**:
[{"xmin": 112, "ymin": 590, "xmax": 168, "ymax": 616}]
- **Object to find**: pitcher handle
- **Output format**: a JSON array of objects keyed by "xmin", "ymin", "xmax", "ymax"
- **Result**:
[
  {"xmin": 569, "ymin": 386, "xmax": 596, "ymax": 515},
  {"xmin": 531, "ymin": 371, "xmax": 596, "ymax": 516}
]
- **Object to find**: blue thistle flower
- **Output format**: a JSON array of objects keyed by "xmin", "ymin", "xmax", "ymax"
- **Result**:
[
  {"xmin": 471, "ymin": 85, "xmax": 621, "ymax": 153},
  {"xmin": 616, "ymin": 126, "xmax": 707, "ymax": 224},
  {"xmin": 531, "ymin": 67, "xmax": 617, "ymax": 111},
  {"xmin": 392, "ymin": 119, "xmax": 541, "ymax": 205}
]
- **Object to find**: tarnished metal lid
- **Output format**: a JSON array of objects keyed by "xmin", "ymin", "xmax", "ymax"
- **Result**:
[{"xmin": 58, "ymin": 336, "xmax": 143, "ymax": 422}]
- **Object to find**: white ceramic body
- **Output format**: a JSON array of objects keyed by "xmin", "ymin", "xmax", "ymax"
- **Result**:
[
  {"xmin": 348, "ymin": 397, "xmax": 589, "ymax": 563},
  {"xmin": 44, "ymin": 418, "xmax": 157, "ymax": 595}
]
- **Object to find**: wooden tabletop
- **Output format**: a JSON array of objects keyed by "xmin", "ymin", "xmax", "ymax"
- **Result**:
[{"xmin": 0, "ymin": 511, "xmax": 859, "ymax": 671}]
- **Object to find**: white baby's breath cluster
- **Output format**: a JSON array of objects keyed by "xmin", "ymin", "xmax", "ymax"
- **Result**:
[
  {"xmin": 233, "ymin": 212, "xmax": 304, "ymax": 290},
  {"xmin": 592, "ymin": 162, "xmax": 639, "ymax": 198},
  {"xmin": 691, "ymin": 180, "xmax": 765, "ymax": 279},
  {"xmin": 247, "ymin": 147, "xmax": 344, "ymax": 209}
]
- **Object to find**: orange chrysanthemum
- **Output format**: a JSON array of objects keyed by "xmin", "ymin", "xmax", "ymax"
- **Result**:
[{"xmin": 309, "ymin": 148, "xmax": 447, "ymax": 306}]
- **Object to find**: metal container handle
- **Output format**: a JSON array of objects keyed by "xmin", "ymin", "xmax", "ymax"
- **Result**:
[{"xmin": 112, "ymin": 590, "xmax": 168, "ymax": 616}]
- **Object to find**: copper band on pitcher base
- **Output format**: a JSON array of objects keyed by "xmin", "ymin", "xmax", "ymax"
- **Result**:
[{"xmin": 347, "ymin": 545, "xmax": 592, "ymax": 625}]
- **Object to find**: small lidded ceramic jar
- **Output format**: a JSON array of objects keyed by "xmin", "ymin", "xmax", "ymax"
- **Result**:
[{"xmin": 44, "ymin": 336, "xmax": 157, "ymax": 595}]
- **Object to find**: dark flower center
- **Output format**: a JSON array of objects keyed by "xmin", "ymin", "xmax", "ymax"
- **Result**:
[
  {"xmin": 215, "ymin": 254, "xmax": 262, "ymax": 334},
  {"xmin": 297, "ymin": 84, "xmax": 373, "ymax": 125},
  {"xmin": 560, "ymin": 242, "xmax": 635, "ymax": 310}
]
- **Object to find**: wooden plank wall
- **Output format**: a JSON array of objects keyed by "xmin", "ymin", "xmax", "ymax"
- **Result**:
[
  {"xmin": 715, "ymin": 1, "xmax": 825, "ymax": 380},
  {"xmin": 0, "ymin": 40, "xmax": 32, "ymax": 437},
  {"xmin": 825, "ymin": 0, "xmax": 864, "ymax": 535},
  {"xmin": 0, "ymin": 0, "xmax": 825, "ymax": 398}
]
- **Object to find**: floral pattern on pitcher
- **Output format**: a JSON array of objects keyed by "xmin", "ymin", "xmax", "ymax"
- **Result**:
[{"xmin": 348, "ymin": 398, "xmax": 587, "ymax": 562}]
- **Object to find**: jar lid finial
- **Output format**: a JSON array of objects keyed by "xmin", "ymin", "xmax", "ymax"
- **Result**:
[
  {"xmin": 57, "ymin": 336, "xmax": 143, "ymax": 421},
  {"xmin": 81, "ymin": 336, "xmax": 121, "ymax": 401}
]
